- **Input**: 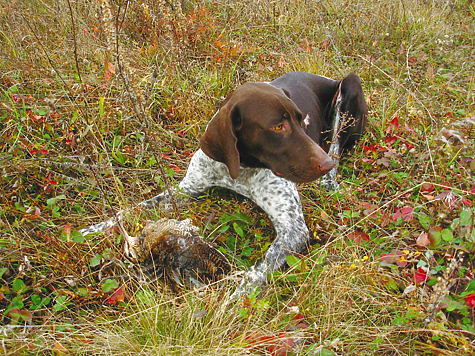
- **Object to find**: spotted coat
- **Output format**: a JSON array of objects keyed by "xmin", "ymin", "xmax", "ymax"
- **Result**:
[{"xmin": 79, "ymin": 149, "xmax": 308, "ymax": 296}]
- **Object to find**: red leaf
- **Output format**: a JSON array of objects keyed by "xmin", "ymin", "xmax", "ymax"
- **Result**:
[
  {"xmin": 403, "ymin": 141, "xmax": 415, "ymax": 149},
  {"xmin": 376, "ymin": 157, "xmax": 390, "ymax": 167},
  {"xmin": 63, "ymin": 223, "xmax": 71, "ymax": 241},
  {"xmin": 107, "ymin": 60, "xmax": 115, "ymax": 74},
  {"xmin": 392, "ymin": 210, "xmax": 402, "ymax": 221},
  {"xmin": 53, "ymin": 341, "xmax": 68, "ymax": 354},
  {"xmin": 413, "ymin": 267, "xmax": 429, "ymax": 284},
  {"xmin": 421, "ymin": 183, "xmax": 434, "ymax": 192},
  {"xmin": 362, "ymin": 143, "xmax": 378, "ymax": 152},
  {"xmin": 161, "ymin": 153, "xmax": 171, "ymax": 159},
  {"xmin": 168, "ymin": 163, "xmax": 181, "ymax": 172},
  {"xmin": 107, "ymin": 286, "xmax": 125, "ymax": 305},
  {"xmin": 245, "ymin": 330, "xmax": 276, "ymax": 348},
  {"xmin": 8, "ymin": 308, "xmax": 32, "ymax": 322},
  {"xmin": 268, "ymin": 334, "xmax": 294, "ymax": 356},
  {"xmin": 385, "ymin": 136, "xmax": 398, "ymax": 145},
  {"xmin": 348, "ymin": 230, "xmax": 370, "ymax": 243},
  {"xmin": 381, "ymin": 249, "xmax": 407, "ymax": 267},
  {"xmin": 470, "ymin": 187, "xmax": 475, "ymax": 194},
  {"xmin": 292, "ymin": 313, "xmax": 304, "ymax": 322},
  {"xmin": 465, "ymin": 294, "xmax": 475, "ymax": 308},
  {"xmin": 416, "ymin": 232, "xmax": 430, "ymax": 247},
  {"xmin": 392, "ymin": 207, "xmax": 413, "ymax": 222},
  {"xmin": 361, "ymin": 202, "xmax": 378, "ymax": 218},
  {"xmin": 177, "ymin": 129, "xmax": 188, "ymax": 137},
  {"xmin": 386, "ymin": 116, "xmax": 399, "ymax": 134},
  {"xmin": 380, "ymin": 213, "xmax": 391, "ymax": 228}
]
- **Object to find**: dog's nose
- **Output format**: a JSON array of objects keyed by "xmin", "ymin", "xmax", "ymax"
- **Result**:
[{"xmin": 318, "ymin": 156, "xmax": 335, "ymax": 174}]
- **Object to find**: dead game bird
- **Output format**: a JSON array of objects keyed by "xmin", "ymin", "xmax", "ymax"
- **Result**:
[{"xmin": 122, "ymin": 218, "xmax": 231, "ymax": 290}]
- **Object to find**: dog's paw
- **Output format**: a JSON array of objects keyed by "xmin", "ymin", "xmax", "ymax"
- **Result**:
[{"xmin": 231, "ymin": 266, "xmax": 267, "ymax": 300}]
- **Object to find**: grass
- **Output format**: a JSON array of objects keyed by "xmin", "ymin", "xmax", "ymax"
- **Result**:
[{"xmin": 1, "ymin": 0, "xmax": 475, "ymax": 354}]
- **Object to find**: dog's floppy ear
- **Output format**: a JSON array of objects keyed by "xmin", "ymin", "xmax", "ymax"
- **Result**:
[
  {"xmin": 274, "ymin": 86, "xmax": 292, "ymax": 99},
  {"xmin": 200, "ymin": 103, "xmax": 241, "ymax": 179}
]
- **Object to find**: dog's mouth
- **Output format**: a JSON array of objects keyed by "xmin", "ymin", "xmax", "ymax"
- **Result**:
[
  {"xmin": 273, "ymin": 162, "xmax": 334, "ymax": 183},
  {"xmin": 271, "ymin": 169, "xmax": 316, "ymax": 183}
]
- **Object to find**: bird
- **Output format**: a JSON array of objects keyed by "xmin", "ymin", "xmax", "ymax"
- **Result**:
[{"xmin": 129, "ymin": 218, "xmax": 231, "ymax": 291}]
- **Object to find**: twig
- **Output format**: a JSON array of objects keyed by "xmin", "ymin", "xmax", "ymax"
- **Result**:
[{"xmin": 66, "ymin": 0, "xmax": 82, "ymax": 83}]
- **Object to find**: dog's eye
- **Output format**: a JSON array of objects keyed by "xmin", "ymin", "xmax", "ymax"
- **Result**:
[{"xmin": 271, "ymin": 123, "xmax": 285, "ymax": 131}]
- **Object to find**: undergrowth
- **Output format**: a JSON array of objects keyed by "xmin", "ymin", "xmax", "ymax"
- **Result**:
[{"xmin": 0, "ymin": 0, "xmax": 474, "ymax": 354}]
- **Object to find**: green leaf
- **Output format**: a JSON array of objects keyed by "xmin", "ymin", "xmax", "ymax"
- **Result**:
[
  {"xmin": 11, "ymin": 296, "xmax": 24, "ymax": 309},
  {"xmin": 76, "ymin": 288, "xmax": 90, "ymax": 297},
  {"xmin": 30, "ymin": 294, "xmax": 51, "ymax": 310},
  {"xmin": 418, "ymin": 213, "xmax": 432, "ymax": 230},
  {"xmin": 286, "ymin": 255, "xmax": 301, "ymax": 269},
  {"xmin": 460, "ymin": 210, "xmax": 471, "ymax": 226},
  {"xmin": 441, "ymin": 229, "xmax": 453, "ymax": 242},
  {"xmin": 90, "ymin": 255, "xmax": 102, "ymax": 267},
  {"xmin": 72, "ymin": 231, "xmax": 85, "ymax": 243},
  {"xmin": 445, "ymin": 298, "xmax": 463, "ymax": 311},
  {"xmin": 470, "ymin": 230, "xmax": 475, "ymax": 243},
  {"xmin": 241, "ymin": 246, "xmax": 254, "ymax": 258},
  {"xmin": 307, "ymin": 345, "xmax": 336, "ymax": 356},
  {"xmin": 466, "ymin": 279, "xmax": 475, "ymax": 293},
  {"xmin": 428, "ymin": 226, "xmax": 442, "ymax": 246},
  {"xmin": 102, "ymin": 279, "xmax": 118, "ymax": 293},
  {"xmin": 52, "ymin": 206, "xmax": 60, "ymax": 217},
  {"xmin": 233, "ymin": 222, "xmax": 244, "ymax": 238},
  {"xmin": 31, "ymin": 294, "xmax": 41, "ymax": 307},
  {"xmin": 35, "ymin": 108, "xmax": 50, "ymax": 116},
  {"xmin": 239, "ymin": 308, "xmax": 249, "ymax": 319},
  {"xmin": 0, "ymin": 267, "xmax": 7, "ymax": 279},
  {"xmin": 46, "ymin": 194, "xmax": 66, "ymax": 206},
  {"xmin": 53, "ymin": 295, "xmax": 70, "ymax": 312},
  {"xmin": 12, "ymin": 278, "xmax": 26, "ymax": 293},
  {"xmin": 343, "ymin": 210, "xmax": 359, "ymax": 219},
  {"xmin": 217, "ymin": 225, "xmax": 229, "ymax": 233}
]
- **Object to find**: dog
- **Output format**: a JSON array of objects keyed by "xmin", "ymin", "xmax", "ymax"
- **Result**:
[{"xmin": 79, "ymin": 71, "xmax": 368, "ymax": 297}]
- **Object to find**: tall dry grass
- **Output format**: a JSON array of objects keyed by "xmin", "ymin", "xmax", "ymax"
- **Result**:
[{"xmin": 0, "ymin": 0, "xmax": 474, "ymax": 355}]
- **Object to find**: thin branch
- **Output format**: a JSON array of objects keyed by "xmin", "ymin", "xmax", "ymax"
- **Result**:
[{"xmin": 66, "ymin": 0, "xmax": 82, "ymax": 83}]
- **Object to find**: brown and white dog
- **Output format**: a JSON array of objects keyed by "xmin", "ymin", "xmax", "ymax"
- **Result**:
[{"xmin": 79, "ymin": 71, "xmax": 368, "ymax": 297}]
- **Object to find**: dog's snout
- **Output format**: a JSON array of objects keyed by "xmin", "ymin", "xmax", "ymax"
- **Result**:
[{"xmin": 318, "ymin": 156, "xmax": 335, "ymax": 174}]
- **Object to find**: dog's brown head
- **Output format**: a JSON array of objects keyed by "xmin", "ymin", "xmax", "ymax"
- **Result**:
[{"xmin": 200, "ymin": 83, "xmax": 334, "ymax": 183}]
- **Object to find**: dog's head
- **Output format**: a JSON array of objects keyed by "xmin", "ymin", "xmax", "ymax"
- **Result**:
[{"xmin": 200, "ymin": 83, "xmax": 334, "ymax": 183}]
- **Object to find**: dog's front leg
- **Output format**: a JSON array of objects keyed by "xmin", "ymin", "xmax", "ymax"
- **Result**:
[
  {"xmin": 231, "ymin": 170, "xmax": 309, "ymax": 298},
  {"xmin": 78, "ymin": 149, "xmax": 223, "ymax": 237},
  {"xmin": 321, "ymin": 83, "xmax": 342, "ymax": 191}
]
